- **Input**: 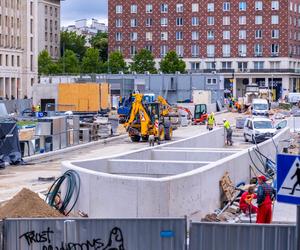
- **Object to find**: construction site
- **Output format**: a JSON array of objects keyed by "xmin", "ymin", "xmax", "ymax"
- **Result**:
[{"xmin": 0, "ymin": 76, "xmax": 299, "ymax": 250}]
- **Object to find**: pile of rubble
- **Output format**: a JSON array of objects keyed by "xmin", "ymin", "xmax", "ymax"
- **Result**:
[{"xmin": 0, "ymin": 188, "xmax": 63, "ymax": 219}]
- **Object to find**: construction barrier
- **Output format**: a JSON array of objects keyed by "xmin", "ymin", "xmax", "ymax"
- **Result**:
[
  {"xmin": 2, "ymin": 218, "xmax": 187, "ymax": 250},
  {"xmin": 189, "ymin": 222, "xmax": 296, "ymax": 250}
]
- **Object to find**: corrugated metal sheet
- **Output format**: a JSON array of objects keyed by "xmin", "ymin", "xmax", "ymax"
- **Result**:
[
  {"xmin": 4, "ymin": 218, "xmax": 186, "ymax": 250},
  {"xmin": 189, "ymin": 222, "xmax": 296, "ymax": 250}
]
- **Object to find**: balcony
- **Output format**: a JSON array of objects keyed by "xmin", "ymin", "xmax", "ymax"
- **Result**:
[
  {"xmin": 189, "ymin": 68, "xmax": 299, "ymax": 74},
  {"xmin": 249, "ymin": 68, "xmax": 297, "ymax": 73}
]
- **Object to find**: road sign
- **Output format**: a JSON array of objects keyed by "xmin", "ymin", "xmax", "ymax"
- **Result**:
[{"xmin": 277, "ymin": 154, "xmax": 300, "ymax": 205}]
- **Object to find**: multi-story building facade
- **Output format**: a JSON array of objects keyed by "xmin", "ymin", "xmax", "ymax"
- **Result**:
[
  {"xmin": 38, "ymin": 0, "xmax": 61, "ymax": 60},
  {"xmin": 0, "ymin": 0, "xmax": 38, "ymax": 99},
  {"xmin": 109, "ymin": 0, "xmax": 300, "ymax": 99}
]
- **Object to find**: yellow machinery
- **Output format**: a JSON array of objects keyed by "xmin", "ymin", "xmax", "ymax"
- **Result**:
[{"xmin": 124, "ymin": 93, "xmax": 175, "ymax": 142}]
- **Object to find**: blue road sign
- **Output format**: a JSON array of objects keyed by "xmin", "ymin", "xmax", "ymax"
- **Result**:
[{"xmin": 277, "ymin": 154, "xmax": 300, "ymax": 205}]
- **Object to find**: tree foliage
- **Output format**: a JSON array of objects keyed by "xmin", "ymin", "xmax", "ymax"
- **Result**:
[
  {"xmin": 38, "ymin": 50, "xmax": 53, "ymax": 75},
  {"xmin": 81, "ymin": 48, "xmax": 101, "ymax": 73},
  {"xmin": 60, "ymin": 31, "xmax": 86, "ymax": 61},
  {"xmin": 159, "ymin": 51, "xmax": 186, "ymax": 73},
  {"xmin": 90, "ymin": 32, "xmax": 108, "ymax": 61},
  {"xmin": 58, "ymin": 49, "xmax": 80, "ymax": 74},
  {"xmin": 130, "ymin": 49, "xmax": 157, "ymax": 74},
  {"xmin": 108, "ymin": 51, "xmax": 127, "ymax": 74}
]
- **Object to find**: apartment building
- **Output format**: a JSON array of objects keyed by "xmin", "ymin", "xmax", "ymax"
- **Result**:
[
  {"xmin": 38, "ymin": 0, "xmax": 61, "ymax": 60},
  {"xmin": 0, "ymin": 0, "xmax": 38, "ymax": 100},
  {"xmin": 108, "ymin": 0, "xmax": 300, "ymax": 99}
]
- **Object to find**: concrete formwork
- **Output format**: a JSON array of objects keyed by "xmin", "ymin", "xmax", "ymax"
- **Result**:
[{"xmin": 62, "ymin": 127, "xmax": 290, "ymax": 219}]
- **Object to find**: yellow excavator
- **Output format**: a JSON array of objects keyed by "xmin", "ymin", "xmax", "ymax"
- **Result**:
[{"xmin": 124, "ymin": 93, "xmax": 176, "ymax": 142}]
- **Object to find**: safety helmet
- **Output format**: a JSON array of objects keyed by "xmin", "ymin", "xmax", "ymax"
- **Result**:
[{"xmin": 223, "ymin": 118, "xmax": 226, "ymax": 122}]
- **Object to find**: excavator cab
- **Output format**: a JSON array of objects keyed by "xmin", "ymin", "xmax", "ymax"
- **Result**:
[
  {"xmin": 147, "ymin": 102, "xmax": 160, "ymax": 123},
  {"xmin": 194, "ymin": 104, "xmax": 208, "ymax": 124}
]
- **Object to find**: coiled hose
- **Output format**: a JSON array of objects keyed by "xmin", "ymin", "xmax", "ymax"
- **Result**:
[{"xmin": 46, "ymin": 170, "xmax": 80, "ymax": 216}]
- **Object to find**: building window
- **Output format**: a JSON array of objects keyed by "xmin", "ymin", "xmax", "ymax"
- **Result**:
[
  {"xmin": 161, "ymin": 17, "xmax": 168, "ymax": 26},
  {"xmin": 255, "ymin": 16, "xmax": 262, "ymax": 24},
  {"xmin": 5, "ymin": 55, "xmax": 8, "ymax": 66},
  {"xmin": 223, "ymin": 16, "xmax": 230, "ymax": 25},
  {"xmin": 222, "ymin": 61, "xmax": 232, "ymax": 69},
  {"xmin": 176, "ymin": 31, "xmax": 183, "ymax": 40},
  {"xmin": 255, "ymin": 30, "xmax": 262, "ymax": 39},
  {"xmin": 272, "ymin": 30, "xmax": 279, "ymax": 39},
  {"xmin": 130, "ymin": 46, "xmax": 137, "ymax": 56},
  {"xmin": 239, "ymin": 30, "xmax": 246, "ymax": 39},
  {"xmin": 146, "ymin": 18, "xmax": 152, "ymax": 27},
  {"xmin": 116, "ymin": 5, "xmax": 122, "ymax": 14},
  {"xmin": 239, "ymin": 16, "xmax": 246, "ymax": 25},
  {"xmin": 191, "ymin": 45, "xmax": 199, "ymax": 57},
  {"xmin": 222, "ymin": 44, "xmax": 231, "ymax": 57},
  {"xmin": 223, "ymin": 30, "xmax": 230, "ymax": 40},
  {"xmin": 192, "ymin": 17, "xmax": 199, "ymax": 26},
  {"xmin": 176, "ymin": 3, "xmax": 183, "ymax": 13},
  {"xmin": 145, "ymin": 45, "xmax": 153, "ymax": 52},
  {"xmin": 146, "ymin": 32, "xmax": 152, "ymax": 41},
  {"xmin": 223, "ymin": 2, "xmax": 230, "ymax": 11},
  {"xmin": 207, "ymin": 30, "xmax": 214, "ymax": 40},
  {"xmin": 238, "ymin": 44, "xmax": 247, "ymax": 56},
  {"xmin": 255, "ymin": 1, "xmax": 263, "ymax": 10},
  {"xmin": 161, "ymin": 32, "xmax": 168, "ymax": 41},
  {"xmin": 254, "ymin": 61, "xmax": 264, "ymax": 69},
  {"xmin": 207, "ymin": 3, "xmax": 214, "ymax": 12},
  {"xmin": 161, "ymin": 4, "xmax": 168, "ymax": 13},
  {"xmin": 146, "ymin": 4, "xmax": 153, "ymax": 13},
  {"xmin": 160, "ymin": 45, "xmax": 168, "ymax": 57},
  {"xmin": 271, "ymin": 1, "xmax": 279, "ymax": 10},
  {"xmin": 207, "ymin": 78, "xmax": 217, "ymax": 84},
  {"xmin": 176, "ymin": 45, "xmax": 184, "ymax": 57},
  {"xmin": 116, "ymin": 19, "xmax": 122, "ymax": 27},
  {"xmin": 254, "ymin": 44, "xmax": 263, "ymax": 56},
  {"xmin": 191, "ymin": 62, "xmax": 200, "ymax": 70},
  {"xmin": 192, "ymin": 31, "xmax": 199, "ymax": 40},
  {"xmin": 239, "ymin": 2, "xmax": 247, "ymax": 11},
  {"xmin": 176, "ymin": 17, "xmax": 183, "ymax": 26},
  {"xmin": 207, "ymin": 16, "xmax": 214, "ymax": 25},
  {"xmin": 271, "ymin": 15, "xmax": 279, "ymax": 24},
  {"xmin": 270, "ymin": 61, "xmax": 280, "ymax": 69},
  {"xmin": 131, "ymin": 5, "xmax": 137, "ymax": 13},
  {"xmin": 238, "ymin": 62, "xmax": 248, "ymax": 71},
  {"xmin": 131, "ymin": 19, "xmax": 137, "ymax": 27},
  {"xmin": 17, "ymin": 56, "xmax": 20, "ymax": 67},
  {"xmin": 115, "ymin": 32, "xmax": 122, "ymax": 41},
  {"xmin": 45, "ymin": 6, "xmax": 48, "ymax": 14},
  {"xmin": 207, "ymin": 45, "xmax": 215, "ymax": 57},
  {"xmin": 271, "ymin": 44, "xmax": 279, "ymax": 55},
  {"xmin": 130, "ymin": 32, "xmax": 137, "ymax": 41},
  {"xmin": 192, "ymin": 3, "xmax": 199, "ymax": 12}
]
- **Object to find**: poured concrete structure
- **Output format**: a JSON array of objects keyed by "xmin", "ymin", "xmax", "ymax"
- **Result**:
[{"xmin": 62, "ymin": 127, "xmax": 290, "ymax": 218}]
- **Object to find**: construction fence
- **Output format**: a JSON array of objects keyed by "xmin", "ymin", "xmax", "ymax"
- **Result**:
[{"xmin": 0, "ymin": 218, "xmax": 297, "ymax": 250}]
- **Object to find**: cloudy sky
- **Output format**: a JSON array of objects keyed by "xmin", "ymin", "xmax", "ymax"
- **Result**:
[{"xmin": 61, "ymin": 0, "xmax": 108, "ymax": 26}]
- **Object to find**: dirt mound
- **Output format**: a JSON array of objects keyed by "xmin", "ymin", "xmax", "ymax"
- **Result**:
[{"xmin": 0, "ymin": 188, "xmax": 64, "ymax": 219}]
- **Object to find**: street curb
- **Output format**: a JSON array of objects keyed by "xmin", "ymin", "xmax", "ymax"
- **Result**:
[{"xmin": 24, "ymin": 134, "xmax": 128, "ymax": 162}]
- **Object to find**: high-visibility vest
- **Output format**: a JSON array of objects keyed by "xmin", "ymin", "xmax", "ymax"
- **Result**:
[
  {"xmin": 208, "ymin": 115, "xmax": 215, "ymax": 125},
  {"xmin": 224, "ymin": 120, "xmax": 231, "ymax": 129}
]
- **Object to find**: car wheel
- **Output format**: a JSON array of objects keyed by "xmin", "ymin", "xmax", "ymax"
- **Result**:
[{"xmin": 244, "ymin": 133, "xmax": 248, "ymax": 142}]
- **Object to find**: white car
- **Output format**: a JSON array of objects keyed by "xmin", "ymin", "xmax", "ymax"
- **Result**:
[{"xmin": 243, "ymin": 117, "xmax": 283, "ymax": 143}]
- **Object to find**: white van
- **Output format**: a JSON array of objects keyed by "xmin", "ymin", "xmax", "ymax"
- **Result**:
[
  {"xmin": 252, "ymin": 99, "xmax": 269, "ymax": 116},
  {"xmin": 243, "ymin": 117, "xmax": 276, "ymax": 143},
  {"xmin": 287, "ymin": 93, "xmax": 300, "ymax": 104}
]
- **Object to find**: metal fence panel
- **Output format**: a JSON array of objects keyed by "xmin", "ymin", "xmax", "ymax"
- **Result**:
[
  {"xmin": 189, "ymin": 222, "xmax": 296, "ymax": 250},
  {"xmin": 4, "ymin": 218, "xmax": 186, "ymax": 250}
]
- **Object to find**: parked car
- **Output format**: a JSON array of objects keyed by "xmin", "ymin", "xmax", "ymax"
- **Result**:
[{"xmin": 243, "ymin": 117, "xmax": 286, "ymax": 143}]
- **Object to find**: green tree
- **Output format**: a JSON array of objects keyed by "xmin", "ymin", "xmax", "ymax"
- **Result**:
[
  {"xmin": 130, "ymin": 49, "xmax": 157, "ymax": 74},
  {"xmin": 60, "ymin": 31, "xmax": 86, "ymax": 61},
  {"xmin": 38, "ymin": 50, "xmax": 52, "ymax": 75},
  {"xmin": 48, "ymin": 63, "xmax": 62, "ymax": 74},
  {"xmin": 90, "ymin": 32, "xmax": 108, "ymax": 61},
  {"xmin": 81, "ymin": 48, "xmax": 101, "ymax": 73},
  {"xmin": 58, "ymin": 49, "xmax": 80, "ymax": 73},
  {"xmin": 159, "ymin": 51, "xmax": 186, "ymax": 73},
  {"xmin": 108, "ymin": 51, "xmax": 127, "ymax": 74}
]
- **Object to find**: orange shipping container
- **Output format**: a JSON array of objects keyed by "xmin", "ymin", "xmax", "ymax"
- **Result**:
[{"xmin": 58, "ymin": 83, "xmax": 102, "ymax": 112}]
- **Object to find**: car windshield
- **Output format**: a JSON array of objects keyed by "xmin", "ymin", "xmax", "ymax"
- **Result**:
[
  {"xmin": 253, "ymin": 121, "xmax": 273, "ymax": 129},
  {"xmin": 253, "ymin": 104, "xmax": 268, "ymax": 110}
]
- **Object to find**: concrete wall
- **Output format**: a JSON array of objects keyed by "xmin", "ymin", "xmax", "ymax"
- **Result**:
[{"xmin": 62, "ymin": 127, "xmax": 290, "ymax": 218}]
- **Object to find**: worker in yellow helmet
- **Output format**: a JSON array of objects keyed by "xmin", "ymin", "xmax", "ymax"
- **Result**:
[
  {"xmin": 207, "ymin": 112, "xmax": 216, "ymax": 131},
  {"xmin": 223, "ymin": 118, "xmax": 233, "ymax": 145}
]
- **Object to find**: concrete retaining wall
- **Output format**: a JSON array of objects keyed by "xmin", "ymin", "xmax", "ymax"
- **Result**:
[{"xmin": 62, "ymin": 127, "xmax": 290, "ymax": 218}]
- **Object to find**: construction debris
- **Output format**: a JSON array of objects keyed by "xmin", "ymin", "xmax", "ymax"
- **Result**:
[{"xmin": 0, "ymin": 188, "xmax": 63, "ymax": 219}]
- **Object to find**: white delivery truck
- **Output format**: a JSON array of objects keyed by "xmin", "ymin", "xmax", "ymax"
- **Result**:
[{"xmin": 252, "ymin": 99, "xmax": 269, "ymax": 116}]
